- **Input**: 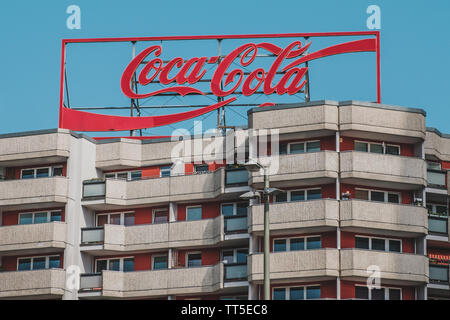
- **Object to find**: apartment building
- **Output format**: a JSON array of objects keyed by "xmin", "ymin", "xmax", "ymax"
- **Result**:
[{"xmin": 0, "ymin": 100, "xmax": 448, "ymax": 300}]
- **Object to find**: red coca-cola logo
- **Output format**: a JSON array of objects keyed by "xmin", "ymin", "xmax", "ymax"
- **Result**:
[{"xmin": 121, "ymin": 41, "xmax": 311, "ymax": 100}]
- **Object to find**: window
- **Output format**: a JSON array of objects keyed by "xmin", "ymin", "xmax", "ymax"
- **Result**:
[
  {"xmin": 194, "ymin": 164, "xmax": 209, "ymax": 173},
  {"xmin": 273, "ymin": 285, "xmax": 320, "ymax": 300},
  {"xmin": 105, "ymin": 170, "xmax": 142, "ymax": 181},
  {"xmin": 153, "ymin": 209, "xmax": 169, "ymax": 224},
  {"xmin": 17, "ymin": 256, "xmax": 60, "ymax": 271},
  {"xmin": 160, "ymin": 166, "xmax": 171, "ymax": 177},
  {"xmin": 152, "ymin": 255, "xmax": 168, "ymax": 270},
  {"xmin": 286, "ymin": 140, "xmax": 321, "ymax": 154},
  {"xmin": 354, "ymin": 141, "xmax": 401, "ymax": 156},
  {"xmin": 221, "ymin": 248, "xmax": 248, "ymax": 264},
  {"xmin": 221, "ymin": 203, "xmax": 248, "ymax": 216},
  {"xmin": 355, "ymin": 236, "xmax": 402, "ymax": 253},
  {"xmin": 427, "ymin": 161, "xmax": 442, "ymax": 171},
  {"xmin": 186, "ymin": 206, "xmax": 202, "ymax": 221},
  {"xmin": 273, "ymin": 236, "xmax": 321, "ymax": 252},
  {"xmin": 354, "ymin": 188, "xmax": 401, "ymax": 204},
  {"xmin": 355, "ymin": 285, "xmax": 401, "ymax": 300},
  {"xmin": 96, "ymin": 212, "xmax": 135, "ymax": 226},
  {"xmin": 20, "ymin": 166, "xmax": 63, "ymax": 179},
  {"xmin": 19, "ymin": 210, "xmax": 63, "ymax": 225},
  {"xmin": 427, "ymin": 204, "xmax": 448, "ymax": 217},
  {"xmin": 275, "ymin": 188, "xmax": 322, "ymax": 203},
  {"xmin": 187, "ymin": 253, "xmax": 202, "ymax": 267},
  {"xmin": 95, "ymin": 257, "xmax": 134, "ymax": 272}
]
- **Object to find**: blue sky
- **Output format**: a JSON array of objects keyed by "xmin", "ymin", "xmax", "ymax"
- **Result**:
[{"xmin": 0, "ymin": 0, "xmax": 449, "ymax": 137}]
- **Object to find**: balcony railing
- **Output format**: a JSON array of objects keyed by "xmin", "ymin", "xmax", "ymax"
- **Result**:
[
  {"xmin": 224, "ymin": 215, "xmax": 248, "ymax": 233},
  {"xmin": 429, "ymin": 265, "xmax": 449, "ymax": 285},
  {"xmin": 225, "ymin": 168, "xmax": 248, "ymax": 187},
  {"xmin": 79, "ymin": 273, "xmax": 102, "ymax": 291},
  {"xmin": 82, "ymin": 180, "xmax": 106, "ymax": 199},
  {"xmin": 224, "ymin": 263, "xmax": 247, "ymax": 281},
  {"xmin": 81, "ymin": 227, "xmax": 104, "ymax": 244},
  {"xmin": 428, "ymin": 215, "xmax": 448, "ymax": 235}
]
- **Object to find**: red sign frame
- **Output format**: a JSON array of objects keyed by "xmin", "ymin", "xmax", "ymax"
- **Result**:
[{"xmin": 59, "ymin": 31, "xmax": 380, "ymax": 132}]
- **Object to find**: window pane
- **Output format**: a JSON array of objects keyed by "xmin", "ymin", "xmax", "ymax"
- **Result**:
[
  {"xmin": 306, "ymin": 141, "xmax": 320, "ymax": 152},
  {"xmin": 236, "ymin": 250, "xmax": 248, "ymax": 264},
  {"xmin": 355, "ymin": 142, "xmax": 368, "ymax": 152},
  {"xmin": 355, "ymin": 237, "xmax": 369, "ymax": 249},
  {"xmin": 105, "ymin": 173, "xmax": 115, "ymax": 179},
  {"xmin": 32, "ymin": 257, "xmax": 46, "ymax": 270},
  {"xmin": 290, "ymin": 190, "xmax": 305, "ymax": 202},
  {"xmin": 21, "ymin": 169, "xmax": 34, "ymax": 179},
  {"xmin": 279, "ymin": 144, "xmax": 288, "ymax": 155},
  {"xmin": 289, "ymin": 143, "xmax": 305, "ymax": 154},
  {"xmin": 355, "ymin": 189, "xmax": 369, "ymax": 200},
  {"xmin": 290, "ymin": 238, "xmax": 304, "ymax": 251},
  {"xmin": 371, "ymin": 191, "xmax": 385, "ymax": 202},
  {"xmin": 427, "ymin": 162, "xmax": 441, "ymax": 170},
  {"xmin": 371, "ymin": 288, "xmax": 385, "ymax": 300},
  {"xmin": 273, "ymin": 288, "xmax": 286, "ymax": 300},
  {"xmin": 123, "ymin": 258, "xmax": 134, "ymax": 272},
  {"xmin": 153, "ymin": 210, "xmax": 168, "ymax": 224},
  {"xmin": 36, "ymin": 168, "xmax": 50, "ymax": 178},
  {"xmin": 370, "ymin": 144, "xmax": 383, "ymax": 154},
  {"xmin": 97, "ymin": 215, "xmax": 108, "ymax": 227},
  {"xmin": 110, "ymin": 214, "xmax": 121, "ymax": 225},
  {"xmin": 222, "ymin": 250, "xmax": 234, "ymax": 264},
  {"xmin": 221, "ymin": 204, "xmax": 234, "ymax": 216},
  {"xmin": 19, "ymin": 213, "xmax": 33, "ymax": 225},
  {"xmin": 34, "ymin": 212, "xmax": 48, "ymax": 224},
  {"xmin": 187, "ymin": 254, "xmax": 202, "ymax": 267},
  {"xmin": 389, "ymin": 240, "xmax": 401, "ymax": 252},
  {"xmin": 130, "ymin": 171, "xmax": 142, "ymax": 181},
  {"xmin": 50, "ymin": 211, "xmax": 62, "ymax": 222},
  {"xmin": 306, "ymin": 286, "xmax": 321, "ymax": 299},
  {"xmin": 96, "ymin": 260, "xmax": 107, "ymax": 273},
  {"xmin": 153, "ymin": 256, "xmax": 168, "ymax": 270},
  {"xmin": 436, "ymin": 206, "xmax": 448, "ymax": 216},
  {"xmin": 389, "ymin": 289, "xmax": 401, "ymax": 300},
  {"xmin": 49, "ymin": 256, "xmax": 60, "ymax": 269},
  {"xmin": 274, "ymin": 239, "xmax": 287, "ymax": 252},
  {"xmin": 236, "ymin": 203, "xmax": 248, "ymax": 216},
  {"xmin": 387, "ymin": 193, "xmax": 400, "ymax": 204},
  {"xmin": 52, "ymin": 167, "xmax": 63, "ymax": 176},
  {"xmin": 195, "ymin": 165, "xmax": 209, "ymax": 173},
  {"xmin": 355, "ymin": 286, "xmax": 369, "ymax": 299},
  {"xmin": 275, "ymin": 193, "xmax": 287, "ymax": 203},
  {"xmin": 290, "ymin": 287, "xmax": 304, "ymax": 300},
  {"xmin": 372, "ymin": 238, "xmax": 386, "ymax": 251},
  {"xmin": 307, "ymin": 189, "xmax": 321, "ymax": 200},
  {"xmin": 18, "ymin": 258, "xmax": 31, "ymax": 271},
  {"xmin": 153, "ymin": 210, "xmax": 169, "ymax": 223},
  {"xmin": 109, "ymin": 259, "xmax": 120, "ymax": 271},
  {"xmin": 386, "ymin": 145, "xmax": 400, "ymax": 155},
  {"xmin": 124, "ymin": 213, "xmax": 135, "ymax": 226},
  {"xmin": 306, "ymin": 237, "xmax": 321, "ymax": 250},
  {"xmin": 187, "ymin": 207, "xmax": 202, "ymax": 221},
  {"xmin": 115, "ymin": 172, "xmax": 127, "ymax": 180},
  {"xmin": 160, "ymin": 166, "xmax": 171, "ymax": 177}
]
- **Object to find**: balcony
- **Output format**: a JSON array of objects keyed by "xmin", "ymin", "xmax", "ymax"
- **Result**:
[
  {"xmin": 249, "ymin": 151, "xmax": 338, "ymax": 188},
  {"xmin": 0, "ymin": 129, "xmax": 70, "ymax": 167},
  {"xmin": 224, "ymin": 215, "xmax": 248, "ymax": 234},
  {"xmin": 248, "ymin": 249, "xmax": 339, "ymax": 283},
  {"xmin": 224, "ymin": 263, "xmax": 248, "ymax": 282},
  {"xmin": 0, "ymin": 177, "xmax": 68, "ymax": 209},
  {"xmin": 0, "ymin": 222, "xmax": 67, "ymax": 254},
  {"xmin": 340, "ymin": 249, "xmax": 429, "ymax": 284},
  {"xmin": 427, "ymin": 170, "xmax": 447, "ymax": 190},
  {"xmin": 79, "ymin": 264, "xmax": 224, "ymax": 298},
  {"xmin": 80, "ymin": 216, "xmax": 224, "ymax": 252},
  {"xmin": 429, "ymin": 265, "xmax": 449, "ymax": 285},
  {"xmin": 0, "ymin": 269, "xmax": 66, "ymax": 299},
  {"xmin": 248, "ymin": 199, "xmax": 339, "ymax": 234},
  {"xmin": 82, "ymin": 169, "xmax": 225, "ymax": 208},
  {"xmin": 340, "ymin": 200, "xmax": 428, "ymax": 236},
  {"xmin": 248, "ymin": 101, "xmax": 339, "ymax": 136},
  {"xmin": 339, "ymin": 101, "xmax": 426, "ymax": 141},
  {"xmin": 340, "ymin": 151, "xmax": 426, "ymax": 189}
]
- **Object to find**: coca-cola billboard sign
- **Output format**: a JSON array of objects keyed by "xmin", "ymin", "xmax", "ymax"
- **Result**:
[{"xmin": 59, "ymin": 32, "xmax": 380, "ymax": 132}]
